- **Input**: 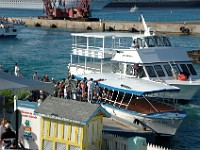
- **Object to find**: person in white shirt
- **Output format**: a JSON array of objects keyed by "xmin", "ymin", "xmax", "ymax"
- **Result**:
[
  {"xmin": 14, "ymin": 63, "xmax": 20, "ymax": 76},
  {"xmin": 64, "ymin": 86, "xmax": 68, "ymax": 99},
  {"xmin": 87, "ymin": 78, "xmax": 94, "ymax": 102},
  {"xmin": 32, "ymin": 72, "xmax": 38, "ymax": 80},
  {"xmin": 0, "ymin": 118, "xmax": 7, "ymax": 139}
]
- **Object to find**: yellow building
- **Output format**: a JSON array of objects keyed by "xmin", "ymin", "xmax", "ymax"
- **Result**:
[{"xmin": 34, "ymin": 96, "xmax": 110, "ymax": 150}]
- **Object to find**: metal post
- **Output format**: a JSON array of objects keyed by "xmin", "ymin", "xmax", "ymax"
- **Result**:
[
  {"xmin": 14, "ymin": 96, "xmax": 19, "ymax": 149},
  {"xmin": 16, "ymin": 109, "xmax": 19, "ymax": 149},
  {"xmin": 85, "ymin": 57, "xmax": 87, "ymax": 71},
  {"xmin": 101, "ymin": 59, "xmax": 103, "ymax": 73}
]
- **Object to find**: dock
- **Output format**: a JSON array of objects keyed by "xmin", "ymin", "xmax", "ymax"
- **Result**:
[
  {"xmin": 21, "ymin": 17, "xmax": 200, "ymax": 34},
  {"xmin": 103, "ymin": 117, "xmax": 151, "ymax": 133}
]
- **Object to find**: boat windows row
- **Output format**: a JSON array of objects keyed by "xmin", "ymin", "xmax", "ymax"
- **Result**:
[{"xmin": 124, "ymin": 62, "xmax": 197, "ymax": 79}]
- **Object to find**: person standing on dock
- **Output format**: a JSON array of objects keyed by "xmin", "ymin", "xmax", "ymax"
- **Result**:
[
  {"xmin": 32, "ymin": 72, "xmax": 38, "ymax": 80},
  {"xmin": 14, "ymin": 63, "xmax": 20, "ymax": 76},
  {"xmin": 0, "ymin": 118, "xmax": 7, "ymax": 140},
  {"xmin": 87, "ymin": 78, "xmax": 94, "ymax": 102},
  {"xmin": 80, "ymin": 77, "xmax": 87, "ymax": 101},
  {"xmin": 0, "ymin": 123, "xmax": 16, "ymax": 149},
  {"xmin": 58, "ymin": 79, "xmax": 65, "ymax": 98}
]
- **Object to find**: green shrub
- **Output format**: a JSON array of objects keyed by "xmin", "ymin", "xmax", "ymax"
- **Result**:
[
  {"xmin": 16, "ymin": 90, "xmax": 31, "ymax": 100},
  {"xmin": 0, "ymin": 90, "xmax": 14, "ymax": 102},
  {"xmin": 0, "ymin": 90, "xmax": 14, "ymax": 109}
]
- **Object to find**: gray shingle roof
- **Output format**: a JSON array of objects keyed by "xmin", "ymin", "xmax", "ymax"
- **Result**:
[{"xmin": 34, "ymin": 96, "xmax": 110, "ymax": 124}]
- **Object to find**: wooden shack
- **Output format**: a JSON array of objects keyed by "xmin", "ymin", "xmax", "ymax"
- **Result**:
[{"xmin": 34, "ymin": 96, "xmax": 110, "ymax": 150}]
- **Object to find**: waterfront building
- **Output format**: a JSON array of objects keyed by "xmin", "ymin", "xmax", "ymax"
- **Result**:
[{"xmin": 34, "ymin": 96, "xmax": 110, "ymax": 150}]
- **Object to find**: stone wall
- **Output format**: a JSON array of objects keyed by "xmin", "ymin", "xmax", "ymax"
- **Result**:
[{"xmin": 21, "ymin": 17, "xmax": 200, "ymax": 34}]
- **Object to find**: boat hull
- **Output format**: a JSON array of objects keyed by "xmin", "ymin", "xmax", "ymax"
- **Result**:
[
  {"xmin": 101, "ymin": 103, "xmax": 186, "ymax": 136},
  {"xmin": 105, "ymin": 1, "xmax": 200, "ymax": 9},
  {"xmin": 0, "ymin": 21, "xmax": 25, "ymax": 38},
  {"xmin": 170, "ymin": 83, "xmax": 200, "ymax": 101},
  {"xmin": 0, "ymin": 26, "xmax": 24, "ymax": 38}
]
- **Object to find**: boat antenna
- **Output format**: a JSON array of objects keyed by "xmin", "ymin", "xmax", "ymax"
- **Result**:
[{"xmin": 141, "ymin": 14, "xmax": 155, "ymax": 36}]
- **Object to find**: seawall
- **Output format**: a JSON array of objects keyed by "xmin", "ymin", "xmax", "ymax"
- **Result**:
[{"xmin": 21, "ymin": 17, "xmax": 200, "ymax": 34}]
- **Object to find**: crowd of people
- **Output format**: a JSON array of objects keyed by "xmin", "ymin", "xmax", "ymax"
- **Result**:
[
  {"xmin": 73, "ymin": 77, "xmax": 106, "ymax": 102},
  {"xmin": 0, "ymin": 63, "xmax": 112, "ymax": 103},
  {"xmin": 51, "ymin": 76, "xmax": 106, "ymax": 103}
]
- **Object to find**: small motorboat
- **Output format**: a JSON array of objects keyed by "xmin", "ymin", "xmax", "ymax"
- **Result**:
[
  {"xmin": 130, "ymin": 5, "xmax": 138, "ymax": 12},
  {"xmin": 0, "ymin": 17, "xmax": 25, "ymax": 38}
]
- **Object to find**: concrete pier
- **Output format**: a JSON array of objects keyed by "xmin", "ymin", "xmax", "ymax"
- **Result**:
[{"xmin": 22, "ymin": 17, "xmax": 200, "ymax": 34}]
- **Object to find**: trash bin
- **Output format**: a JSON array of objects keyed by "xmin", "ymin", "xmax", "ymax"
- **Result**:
[{"xmin": 128, "ymin": 136, "xmax": 147, "ymax": 150}]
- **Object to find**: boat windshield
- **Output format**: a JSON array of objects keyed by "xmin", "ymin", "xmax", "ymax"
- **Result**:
[
  {"xmin": 153, "ymin": 36, "xmax": 164, "ymax": 46},
  {"xmin": 161, "ymin": 36, "xmax": 171, "ymax": 46},
  {"xmin": 144, "ymin": 36, "xmax": 171, "ymax": 47}
]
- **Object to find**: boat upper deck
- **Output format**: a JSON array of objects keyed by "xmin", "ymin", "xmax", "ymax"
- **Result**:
[{"xmin": 71, "ymin": 32, "xmax": 191, "ymax": 63}]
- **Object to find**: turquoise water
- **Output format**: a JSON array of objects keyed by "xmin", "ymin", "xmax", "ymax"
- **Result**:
[
  {"xmin": 1, "ymin": 8, "xmax": 200, "ymax": 22},
  {"xmin": 1, "ymin": 8, "xmax": 200, "ymax": 149}
]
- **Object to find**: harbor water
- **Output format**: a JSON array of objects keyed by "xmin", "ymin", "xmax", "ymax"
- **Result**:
[{"xmin": 1, "ymin": 8, "xmax": 200, "ymax": 150}]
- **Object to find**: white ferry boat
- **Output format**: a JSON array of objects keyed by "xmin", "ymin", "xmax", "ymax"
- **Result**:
[
  {"xmin": 0, "ymin": 17, "xmax": 25, "ymax": 37},
  {"xmin": 67, "ymin": 16, "xmax": 189, "ymax": 136},
  {"xmin": 72, "ymin": 72, "xmax": 186, "ymax": 136},
  {"xmin": 68, "ymin": 34, "xmax": 187, "ymax": 136},
  {"xmin": 0, "ymin": 0, "xmax": 111, "ymax": 10},
  {"xmin": 69, "ymin": 15, "xmax": 200, "ymax": 101}
]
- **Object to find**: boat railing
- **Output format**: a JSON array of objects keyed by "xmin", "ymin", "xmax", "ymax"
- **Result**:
[
  {"xmin": 72, "ymin": 44, "xmax": 113, "ymax": 59},
  {"xmin": 103, "ymin": 98, "xmax": 129, "ymax": 108},
  {"xmin": 112, "ymin": 48, "xmax": 139, "ymax": 53},
  {"xmin": 99, "ymin": 88, "xmax": 178, "ymax": 114},
  {"xmin": 143, "ymin": 96, "xmax": 159, "ymax": 112},
  {"xmin": 70, "ymin": 64, "xmax": 101, "ymax": 74}
]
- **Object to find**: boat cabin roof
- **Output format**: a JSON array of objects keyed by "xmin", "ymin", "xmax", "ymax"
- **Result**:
[
  {"xmin": 112, "ymin": 46, "xmax": 191, "ymax": 63},
  {"xmin": 75, "ymin": 73, "xmax": 180, "ymax": 95},
  {"xmin": 71, "ymin": 32, "xmax": 143, "ymax": 38}
]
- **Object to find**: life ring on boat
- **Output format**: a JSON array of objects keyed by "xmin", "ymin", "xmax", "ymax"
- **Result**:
[{"xmin": 177, "ymin": 74, "xmax": 187, "ymax": 81}]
